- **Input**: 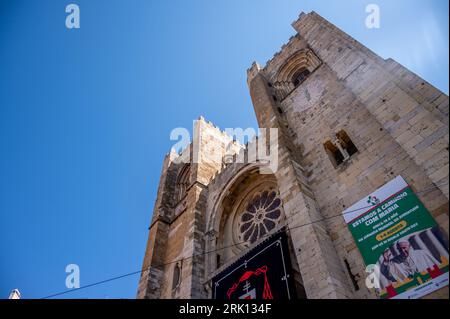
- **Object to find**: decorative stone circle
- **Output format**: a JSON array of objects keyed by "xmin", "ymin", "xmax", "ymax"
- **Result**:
[{"xmin": 238, "ymin": 190, "xmax": 282, "ymax": 244}]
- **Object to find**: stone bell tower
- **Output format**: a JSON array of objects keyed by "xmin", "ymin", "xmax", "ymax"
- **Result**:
[
  {"xmin": 245, "ymin": 11, "xmax": 448, "ymax": 299},
  {"xmin": 136, "ymin": 118, "xmax": 242, "ymax": 299}
]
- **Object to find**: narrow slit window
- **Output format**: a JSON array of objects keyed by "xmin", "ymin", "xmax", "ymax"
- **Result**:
[
  {"xmin": 344, "ymin": 259, "xmax": 360, "ymax": 291},
  {"xmin": 216, "ymin": 254, "xmax": 221, "ymax": 269},
  {"xmin": 172, "ymin": 263, "xmax": 181, "ymax": 290}
]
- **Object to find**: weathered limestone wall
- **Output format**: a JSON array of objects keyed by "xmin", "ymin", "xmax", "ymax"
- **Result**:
[{"xmin": 293, "ymin": 12, "xmax": 449, "ymax": 199}]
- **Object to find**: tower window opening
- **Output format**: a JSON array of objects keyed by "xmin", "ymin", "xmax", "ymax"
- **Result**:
[
  {"xmin": 324, "ymin": 141, "xmax": 345, "ymax": 168},
  {"xmin": 324, "ymin": 130, "xmax": 358, "ymax": 168},
  {"xmin": 336, "ymin": 130, "xmax": 358, "ymax": 157},
  {"xmin": 293, "ymin": 68, "xmax": 311, "ymax": 87}
]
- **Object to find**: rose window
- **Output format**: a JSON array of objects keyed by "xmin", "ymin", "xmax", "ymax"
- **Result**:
[{"xmin": 238, "ymin": 190, "xmax": 282, "ymax": 244}]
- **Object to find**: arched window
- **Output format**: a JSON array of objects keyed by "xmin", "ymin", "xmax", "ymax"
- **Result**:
[
  {"xmin": 271, "ymin": 49, "xmax": 322, "ymax": 100},
  {"xmin": 292, "ymin": 68, "xmax": 311, "ymax": 87},
  {"xmin": 324, "ymin": 130, "xmax": 358, "ymax": 168},
  {"xmin": 172, "ymin": 263, "xmax": 181, "ymax": 290}
]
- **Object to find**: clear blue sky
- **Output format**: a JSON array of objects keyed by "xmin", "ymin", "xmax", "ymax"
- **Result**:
[{"xmin": 0, "ymin": 0, "xmax": 448, "ymax": 299}]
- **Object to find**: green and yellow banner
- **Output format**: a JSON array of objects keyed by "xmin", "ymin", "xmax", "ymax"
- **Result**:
[{"xmin": 343, "ymin": 176, "xmax": 449, "ymax": 299}]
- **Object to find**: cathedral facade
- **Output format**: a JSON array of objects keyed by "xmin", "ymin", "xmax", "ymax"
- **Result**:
[{"xmin": 137, "ymin": 12, "xmax": 449, "ymax": 299}]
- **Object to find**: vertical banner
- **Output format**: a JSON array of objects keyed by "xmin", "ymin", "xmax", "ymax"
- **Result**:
[
  {"xmin": 211, "ymin": 231, "xmax": 296, "ymax": 299},
  {"xmin": 342, "ymin": 176, "xmax": 449, "ymax": 299}
]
